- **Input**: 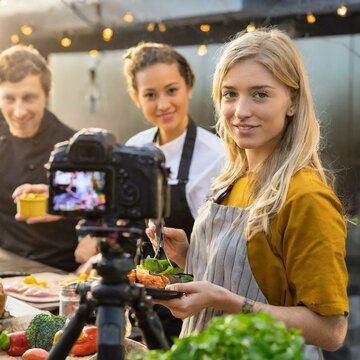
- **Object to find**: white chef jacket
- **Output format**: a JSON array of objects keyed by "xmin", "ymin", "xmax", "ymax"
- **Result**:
[{"xmin": 126, "ymin": 126, "xmax": 226, "ymax": 219}]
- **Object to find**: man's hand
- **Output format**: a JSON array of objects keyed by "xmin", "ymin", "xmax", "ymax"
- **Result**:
[
  {"xmin": 75, "ymin": 235, "xmax": 99, "ymax": 264},
  {"xmin": 12, "ymin": 183, "xmax": 62, "ymax": 224}
]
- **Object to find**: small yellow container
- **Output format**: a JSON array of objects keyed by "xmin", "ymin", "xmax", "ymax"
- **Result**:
[{"xmin": 17, "ymin": 193, "xmax": 48, "ymax": 217}]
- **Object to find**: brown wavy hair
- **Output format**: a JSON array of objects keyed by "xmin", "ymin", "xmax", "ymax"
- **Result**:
[
  {"xmin": 0, "ymin": 45, "xmax": 51, "ymax": 97},
  {"xmin": 123, "ymin": 42, "xmax": 194, "ymax": 102}
]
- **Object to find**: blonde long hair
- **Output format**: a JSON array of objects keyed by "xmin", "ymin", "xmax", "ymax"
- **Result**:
[{"xmin": 212, "ymin": 28, "xmax": 332, "ymax": 238}]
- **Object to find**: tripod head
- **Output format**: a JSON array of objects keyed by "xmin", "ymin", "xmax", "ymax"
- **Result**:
[
  {"xmin": 77, "ymin": 217, "xmax": 144, "ymax": 275},
  {"xmin": 47, "ymin": 218, "xmax": 169, "ymax": 360}
]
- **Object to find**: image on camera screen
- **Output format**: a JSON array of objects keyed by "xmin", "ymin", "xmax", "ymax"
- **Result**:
[{"xmin": 51, "ymin": 170, "xmax": 106, "ymax": 212}]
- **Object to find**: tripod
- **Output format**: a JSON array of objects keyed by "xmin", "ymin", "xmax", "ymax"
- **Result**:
[{"xmin": 47, "ymin": 220, "xmax": 170, "ymax": 360}]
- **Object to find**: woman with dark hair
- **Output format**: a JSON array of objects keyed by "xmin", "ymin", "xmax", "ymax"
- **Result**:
[
  {"xmin": 123, "ymin": 42, "xmax": 225, "ymax": 240},
  {"xmin": 122, "ymin": 42, "xmax": 226, "ymax": 343}
]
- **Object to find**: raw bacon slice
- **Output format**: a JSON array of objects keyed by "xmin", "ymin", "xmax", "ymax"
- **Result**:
[
  {"xmin": 23, "ymin": 287, "xmax": 57, "ymax": 297},
  {"xmin": 3, "ymin": 282, "xmax": 36, "ymax": 293}
]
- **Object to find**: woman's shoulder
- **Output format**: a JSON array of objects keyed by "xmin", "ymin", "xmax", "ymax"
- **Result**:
[
  {"xmin": 125, "ymin": 127, "xmax": 157, "ymax": 146},
  {"xmin": 287, "ymin": 167, "xmax": 340, "ymax": 205},
  {"xmin": 290, "ymin": 168, "xmax": 327, "ymax": 188},
  {"xmin": 277, "ymin": 167, "xmax": 345, "ymax": 242}
]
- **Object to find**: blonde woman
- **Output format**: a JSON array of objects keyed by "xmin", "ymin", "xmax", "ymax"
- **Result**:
[{"xmin": 149, "ymin": 28, "xmax": 348, "ymax": 358}]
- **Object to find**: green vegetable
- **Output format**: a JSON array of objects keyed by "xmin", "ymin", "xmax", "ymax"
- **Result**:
[
  {"xmin": 168, "ymin": 274, "xmax": 194, "ymax": 283},
  {"xmin": 25, "ymin": 313, "xmax": 66, "ymax": 351},
  {"xmin": 139, "ymin": 257, "xmax": 193, "ymax": 282},
  {"xmin": 140, "ymin": 258, "xmax": 171, "ymax": 273},
  {"xmin": 129, "ymin": 312, "xmax": 305, "ymax": 360},
  {"xmin": 0, "ymin": 331, "xmax": 10, "ymax": 350}
]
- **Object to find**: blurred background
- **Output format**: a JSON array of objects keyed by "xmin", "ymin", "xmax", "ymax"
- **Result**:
[{"xmin": 0, "ymin": 1, "xmax": 359, "ymax": 358}]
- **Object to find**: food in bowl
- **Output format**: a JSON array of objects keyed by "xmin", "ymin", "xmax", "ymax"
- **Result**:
[
  {"xmin": 128, "ymin": 268, "xmax": 170, "ymax": 288},
  {"xmin": 128, "ymin": 257, "xmax": 193, "ymax": 288}
]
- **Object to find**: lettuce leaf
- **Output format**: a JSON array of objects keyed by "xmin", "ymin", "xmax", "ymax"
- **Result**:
[
  {"xmin": 129, "ymin": 313, "xmax": 305, "ymax": 360},
  {"xmin": 138, "ymin": 257, "xmax": 193, "ymax": 281}
]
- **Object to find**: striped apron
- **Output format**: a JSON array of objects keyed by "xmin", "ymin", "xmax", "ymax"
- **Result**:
[{"xmin": 180, "ymin": 200, "xmax": 323, "ymax": 360}]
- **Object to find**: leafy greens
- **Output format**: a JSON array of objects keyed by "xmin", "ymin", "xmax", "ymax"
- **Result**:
[
  {"xmin": 138, "ymin": 257, "xmax": 193, "ymax": 282},
  {"xmin": 129, "ymin": 312, "xmax": 305, "ymax": 360}
]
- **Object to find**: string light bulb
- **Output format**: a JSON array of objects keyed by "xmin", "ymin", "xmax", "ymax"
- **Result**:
[
  {"xmin": 20, "ymin": 25, "xmax": 33, "ymax": 36},
  {"xmin": 89, "ymin": 49, "xmax": 99, "ymax": 57},
  {"xmin": 147, "ymin": 23, "xmax": 155, "ymax": 32},
  {"xmin": 246, "ymin": 22, "xmax": 256, "ymax": 32},
  {"xmin": 198, "ymin": 44, "xmax": 208, "ymax": 56},
  {"xmin": 60, "ymin": 35, "xmax": 72, "ymax": 48},
  {"xmin": 102, "ymin": 27, "xmax": 113, "ymax": 42},
  {"xmin": 123, "ymin": 12, "xmax": 134, "ymax": 23},
  {"xmin": 306, "ymin": 12, "xmax": 316, "ymax": 24},
  {"xmin": 200, "ymin": 24, "xmax": 211, "ymax": 32},
  {"xmin": 158, "ymin": 22, "xmax": 167, "ymax": 32},
  {"xmin": 10, "ymin": 34, "xmax": 20, "ymax": 44},
  {"xmin": 337, "ymin": 5, "xmax": 347, "ymax": 16}
]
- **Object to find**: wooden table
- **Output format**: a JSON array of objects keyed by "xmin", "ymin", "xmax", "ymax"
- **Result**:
[
  {"xmin": 0, "ymin": 250, "xmax": 147, "ymax": 359},
  {"xmin": 0, "ymin": 248, "xmax": 64, "ymax": 274}
]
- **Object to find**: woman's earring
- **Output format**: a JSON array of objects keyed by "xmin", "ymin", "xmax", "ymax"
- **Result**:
[{"xmin": 287, "ymin": 108, "xmax": 295, "ymax": 116}]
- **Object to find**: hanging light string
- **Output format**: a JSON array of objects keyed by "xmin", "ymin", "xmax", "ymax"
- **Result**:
[{"xmin": 2, "ymin": 1, "xmax": 356, "ymax": 50}]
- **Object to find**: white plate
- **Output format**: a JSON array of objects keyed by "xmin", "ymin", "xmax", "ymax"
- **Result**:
[{"xmin": 5, "ymin": 295, "xmax": 46, "ymax": 317}]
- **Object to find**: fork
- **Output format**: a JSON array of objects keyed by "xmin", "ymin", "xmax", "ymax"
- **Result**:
[{"xmin": 153, "ymin": 218, "xmax": 172, "ymax": 264}]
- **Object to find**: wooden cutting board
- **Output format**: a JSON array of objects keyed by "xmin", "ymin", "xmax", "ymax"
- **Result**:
[
  {"xmin": 0, "ymin": 350, "xmax": 97, "ymax": 359},
  {"xmin": 0, "ymin": 315, "xmax": 146, "ymax": 359},
  {"xmin": 1, "ymin": 272, "xmax": 75, "ymax": 304},
  {"xmin": 0, "ymin": 341, "xmax": 144, "ymax": 359}
]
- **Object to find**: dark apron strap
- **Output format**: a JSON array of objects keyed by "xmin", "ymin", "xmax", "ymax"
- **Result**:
[
  {"xmin": 150, "ymin": 119, "xmax": 198, "ymax": 344},
  {"xmin": 152, "ymin": 118, "xmax": 197, "ymax": 183},
  {"xmin": 151, "ymin": 118, "xmax": 197, "ymax": 240},
  {"xmin": 177, "ymin": 118, "xmax": 197, "ymax": 183}
]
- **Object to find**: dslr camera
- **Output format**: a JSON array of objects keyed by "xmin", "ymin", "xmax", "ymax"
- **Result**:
[{"xmin": 47, "ymin": 128, "xmax": 170, "ymax": 220}]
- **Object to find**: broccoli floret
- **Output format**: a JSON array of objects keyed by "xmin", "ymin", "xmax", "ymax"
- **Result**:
[{"xmin": 25, "ymin": 313, "xmax": 66, "ymax": 351}]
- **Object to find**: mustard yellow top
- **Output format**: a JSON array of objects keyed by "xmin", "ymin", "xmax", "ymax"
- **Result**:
[{"xmin": 221, "ymin": 168, "xmax": 349, "ymax": 316}]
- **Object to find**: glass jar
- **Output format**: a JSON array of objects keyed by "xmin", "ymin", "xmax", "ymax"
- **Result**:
[{"xmin": 59, "ymin": 284, "xmax": 80, "ymax": 318}]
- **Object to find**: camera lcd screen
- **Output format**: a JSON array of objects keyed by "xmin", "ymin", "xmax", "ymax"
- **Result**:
[{"xmin": 50, "ymin": 170, "xmax": 107, "ymax": 212}]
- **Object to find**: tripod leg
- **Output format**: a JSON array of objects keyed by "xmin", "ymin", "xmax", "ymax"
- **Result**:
[
  {"xmin": 132, "ymin": 290, "xmax": 170, "ymax": 350},
  {"xmin": 97, "ymin": 305, "xmax": 126, "ymax": 360},
  {"xmin": 48, "ymin": 300, "xmax": 96, "ymax": 360}
]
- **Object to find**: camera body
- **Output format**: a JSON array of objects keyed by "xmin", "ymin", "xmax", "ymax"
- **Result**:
[{"xmin": 47, "ymin": 128, "xmax": 170, "ymax": 220}]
